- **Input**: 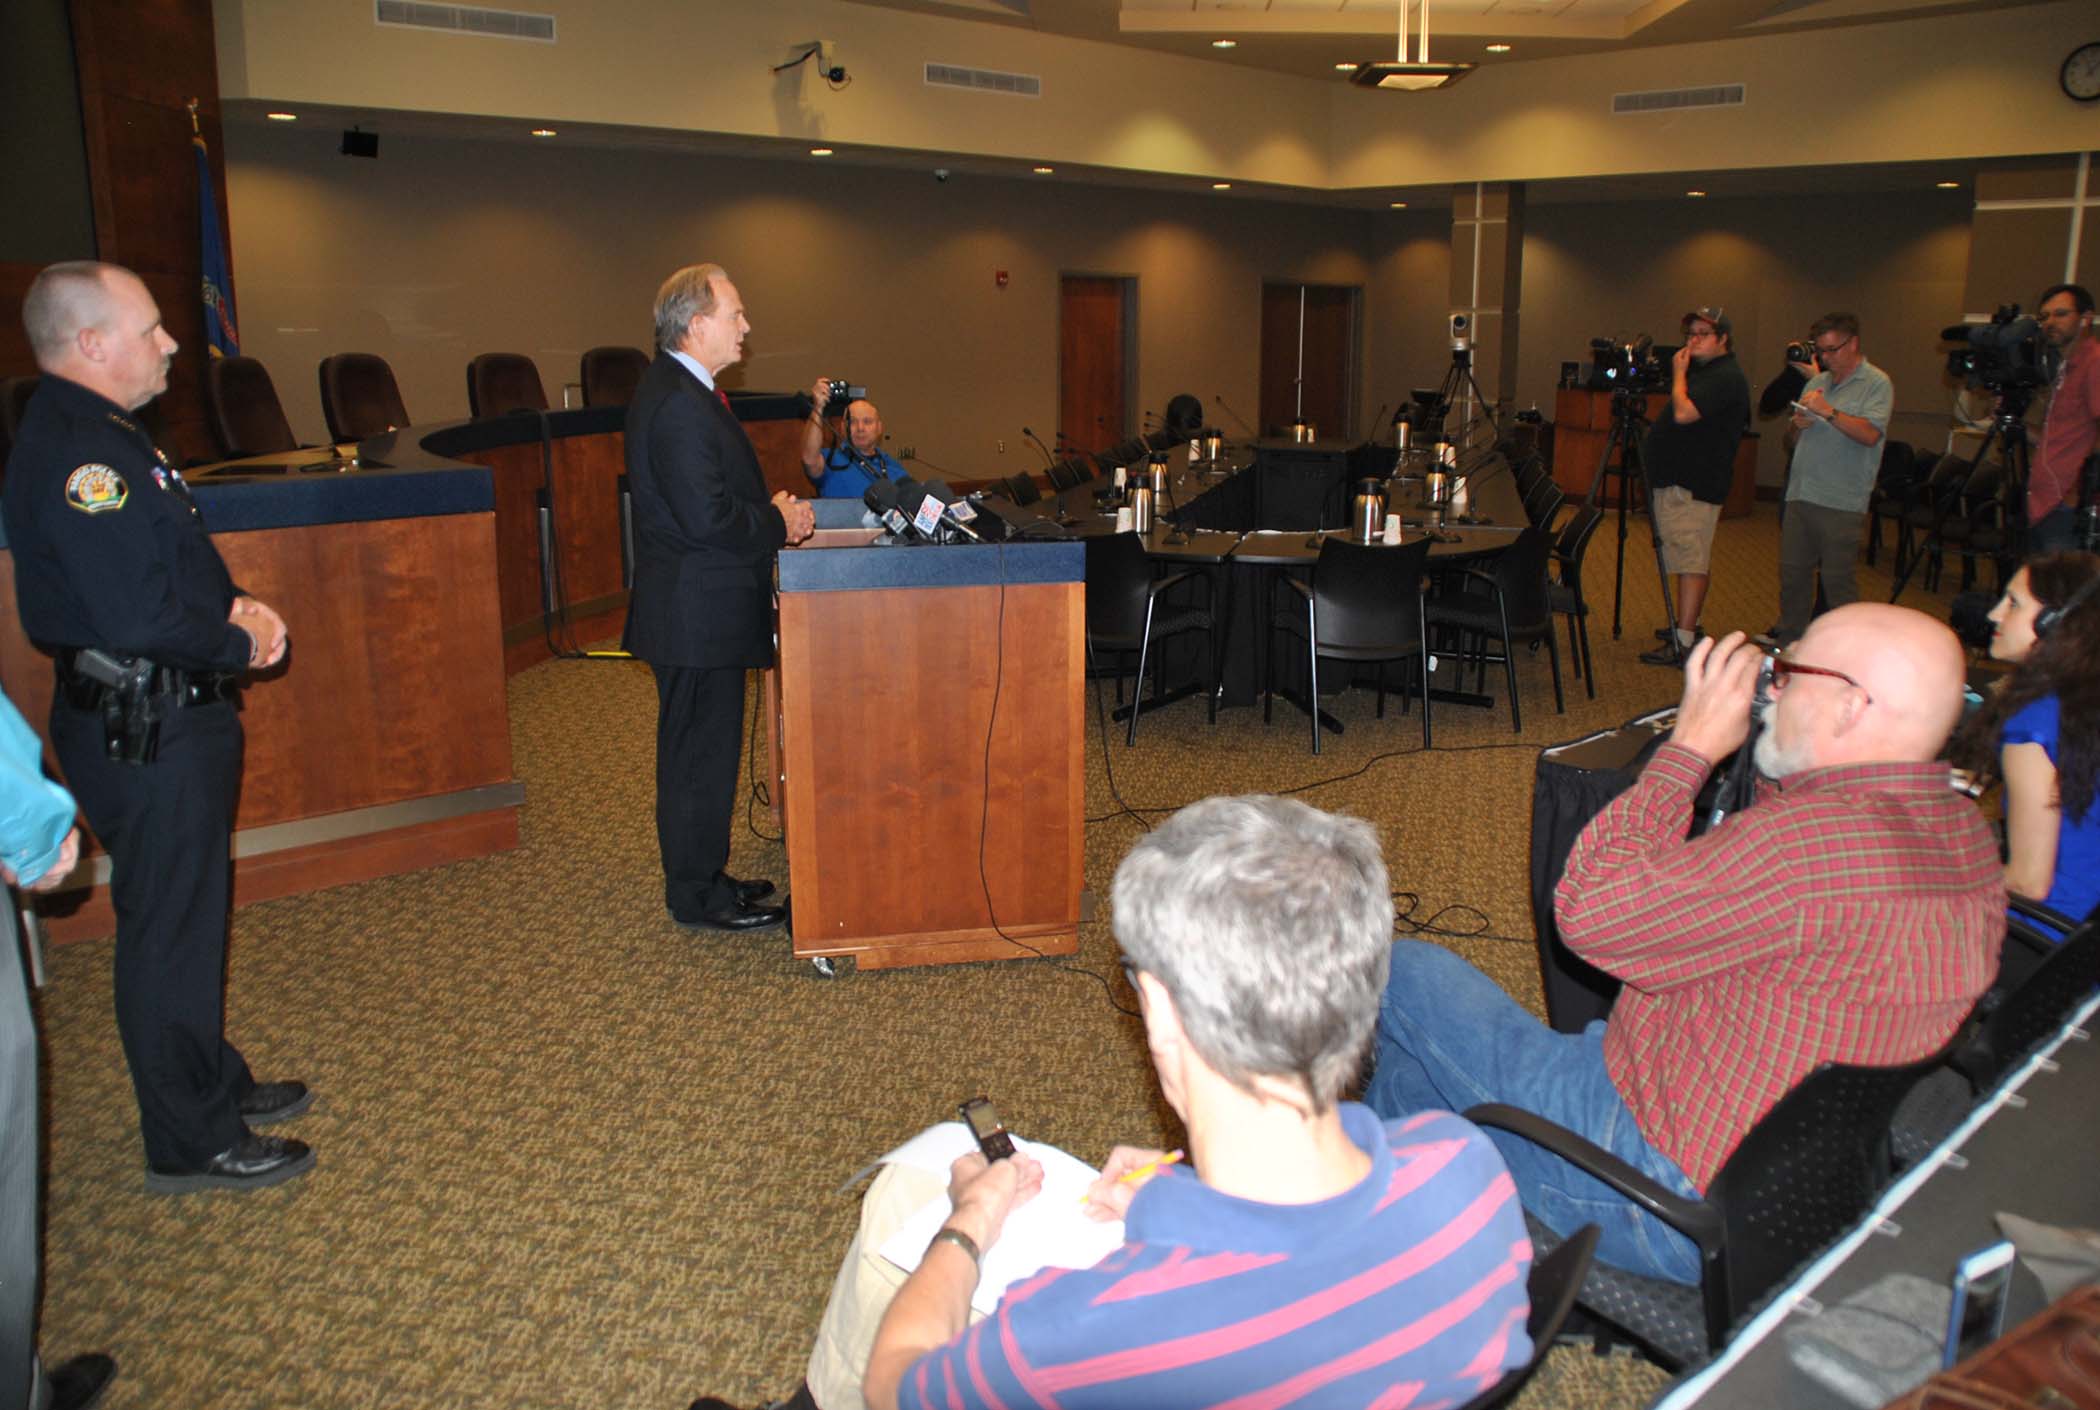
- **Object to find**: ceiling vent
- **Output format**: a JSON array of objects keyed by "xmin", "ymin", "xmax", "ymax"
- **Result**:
[
  {"xmin": 925, "ymin": 63, "xmax": 1042, "ymax": 98},
  {"xmin": 375, "ymin": 1, "xmax": 556, "ymax": 42},
  {"xmin": 1612, "ymin": 85, "xmax": 1745, "ymax": 114}
]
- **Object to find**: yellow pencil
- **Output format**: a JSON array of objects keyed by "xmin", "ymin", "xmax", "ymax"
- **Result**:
[{"xmin": 1080, "ymin": 1149, "xmax": 1184, "ymax": 1203}]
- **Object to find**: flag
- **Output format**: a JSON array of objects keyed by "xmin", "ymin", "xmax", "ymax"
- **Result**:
[{"xmin": 195, "ymin": 134, "xmax": 239, "ymax": 357}]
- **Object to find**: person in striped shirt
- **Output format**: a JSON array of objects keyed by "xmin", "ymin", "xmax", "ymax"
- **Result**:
[{"xmin": 736, "ymin": 796, "xmax": 1533, "ymax": 1410}]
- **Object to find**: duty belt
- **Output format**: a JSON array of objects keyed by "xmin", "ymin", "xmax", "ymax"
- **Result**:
[{"xmin": 54, "ymin": 648, "xmax": 238, "ymax": 711}]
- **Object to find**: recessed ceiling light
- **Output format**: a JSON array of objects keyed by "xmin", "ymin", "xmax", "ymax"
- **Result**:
[
  {"xmin": 265, "ymin": 112, "xmax": 297, "ymax": 122},
  {"xmin": 1485, "ymin": 43, "xmax": 1512, "ymax": 52},
  {"xmin": 1936, "ymin": 180, "xmax": 1960, "ymax": 189},
  {"xmin": 529, "ymin": 128, "xmax": 557, "ymax": 138},
  {"xmin": 1212, "ymin": 182, "xmax": 1232, "ymax": 191},
  {"xmin": 1335, "ymin": 62, "xmax": 1359, "ymax": 71},
  {"xmin": 810, "ymin": 147, "xmax": 834, "ymax": 156},
  {"xmin": 1212, "ymin": 39, "xmax": 1236, "ymax": 48},
  {"xmin": 1686, "ymin": 189, "xmax": 1708, "ymax": 197},
  {"xmin": 1033, "ymin": 166, "xmax": 1054, "ymax": 174},
  {"xmin": 1389, "ymin": 201, "xmax": 1409, "ymax": 209}
]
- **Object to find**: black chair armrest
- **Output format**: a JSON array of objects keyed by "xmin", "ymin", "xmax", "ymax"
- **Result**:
[
  {"xmin": 1277, "ymin": 576, "xmax": 1313, "ymax": 603},
  {"xmin": 2007, "ymin": 897, "xmax": 2078, "ymax": 954},
  {"xmin": 1148, "ymin": 567, "xmax": 1204, "ymax": 600},
  {"xmin": 1464, "ymin": 1103, "xmax": 1723, "ymax": 1249}
]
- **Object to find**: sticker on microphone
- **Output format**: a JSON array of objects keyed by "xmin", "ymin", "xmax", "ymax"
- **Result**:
[
  {"xmin": 946, "ymin": 499, "xmax": 976, "ymax": 522},
  {"xmin": 912, "ymin": 495, "xmax": 945, "ymax": 537}
]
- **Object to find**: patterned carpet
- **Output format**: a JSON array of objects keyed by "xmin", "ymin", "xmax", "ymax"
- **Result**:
[{"xmin": 27, "ymin": 501, "xmax": 1970, "ymax": 1409}]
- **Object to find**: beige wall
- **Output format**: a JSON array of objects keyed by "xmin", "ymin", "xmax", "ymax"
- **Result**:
[
  {"xmin": 217, "ymin": 0, "xmax": 1334, "ymax": 188},
  {"xmin": 226, "ymin": 123, "xmax": 1401, "ymax": 468},
  {"xmin": 218, "ymin": 0, "xmax": 2098, "ymax": 191},
  {"xmin": 1518, "ymin": 192, "xmax": 1974, "ymax": 485}
]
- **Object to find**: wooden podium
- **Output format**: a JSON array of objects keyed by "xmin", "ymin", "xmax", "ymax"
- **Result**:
[{"xmin": 772, "ymin": 536, "xmax": 1086, "ymax": 969}]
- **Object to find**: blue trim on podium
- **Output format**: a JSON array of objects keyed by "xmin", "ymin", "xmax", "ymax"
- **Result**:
[
  {"xmin": 779, "ymin": 541, "xmax": 1084, "ymax": 594},
  {"xmin": 191, "ymin": 467, "xmax": 495, "ymax": 532}
]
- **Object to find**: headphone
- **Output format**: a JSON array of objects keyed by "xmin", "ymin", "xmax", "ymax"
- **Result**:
[{"xmin": 2035, "ymin": 572, "xmax": 2100, "ymax": 638}]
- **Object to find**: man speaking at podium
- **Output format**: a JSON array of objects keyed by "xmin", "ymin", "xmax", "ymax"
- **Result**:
[{"xmin": 624, "ymin": 264, "xmax": 814, "ymax": 932}]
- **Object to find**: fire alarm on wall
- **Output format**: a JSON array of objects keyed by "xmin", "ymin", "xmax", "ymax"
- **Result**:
[{"xmin": 995, "ymin": 269, "xmax": 1010, "ymax": 288}]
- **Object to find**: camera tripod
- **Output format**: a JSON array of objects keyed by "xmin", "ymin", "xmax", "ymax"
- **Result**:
[
  {"xmin": 1580, "ymin": 388, "xmax": 1682, "ymax": 656},
  {"xmin": 1886, "ymin": 383, "xmax": 2033, "ymax": 601},
  {"xmin": 1428, "ymin": 343, "xmax": 1504, "ymax": 454}
]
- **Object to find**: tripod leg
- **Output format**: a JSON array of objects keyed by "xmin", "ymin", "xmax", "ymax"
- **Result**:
[{"xmin": 1628, "ymin": 441, "xmax": 1682, "ymax": 660}]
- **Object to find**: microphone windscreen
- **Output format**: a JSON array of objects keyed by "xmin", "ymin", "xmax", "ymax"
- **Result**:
[
  {"xmin": 925, "ymin": 479, "xmax": 958, "ymax": 504},
  {"xmin": 864, "ymin": 479, "xmax": 899, "ymax": 514}
]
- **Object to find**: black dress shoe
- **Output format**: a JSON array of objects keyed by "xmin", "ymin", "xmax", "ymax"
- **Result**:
[
  {"xmin": 238, "ymin": 1080, "xmax": 314, "ymax": 1125},
  {"xmin": 48, "ymin": 1353, "xmax": 116, "ymax": 1410},
  {"xmin": 675, "ymin": 897, "xmax": 787, "ymax": 932},
  {"xmin": 727, "ymin": 873, "xmax": 776, "ymax": 904},
  {"xmin": 145, "ymin": 1132, "xmax": 315, "ymax": 1194}
]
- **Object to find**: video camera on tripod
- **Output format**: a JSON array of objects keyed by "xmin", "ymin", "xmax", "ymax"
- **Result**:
[
  {"xmin": 1940, "ymin": 306, "xmax": 2048, "ymax": 392},
  {"xmin": 1587, "ymin": 334, "xmax": 1669, "ymax": 395}
]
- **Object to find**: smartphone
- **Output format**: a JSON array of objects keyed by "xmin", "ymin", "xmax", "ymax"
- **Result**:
[
  {"xmin": 958, "ymin": 1096, "xmax": 1015, "ymax": 1162},
  {"xmin": 1943, "ymin": 1239, "xmax": 2017, "ymax": 1369}
]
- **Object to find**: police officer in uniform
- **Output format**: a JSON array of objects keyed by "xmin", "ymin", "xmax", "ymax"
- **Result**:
[{"xmin": 3, "ymin": 261, "xmax": 313, "ymax": 1193}]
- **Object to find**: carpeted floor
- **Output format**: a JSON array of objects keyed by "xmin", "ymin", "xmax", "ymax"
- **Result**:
[{"xmin": 26, "ymin": 500, "xmax": 1973, "ymax": 1409}]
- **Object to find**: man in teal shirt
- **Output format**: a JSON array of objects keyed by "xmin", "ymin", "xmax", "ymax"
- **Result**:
[{"xmin": 1767, "ymin": 312, "xmax": 1893, "ymax": 646}]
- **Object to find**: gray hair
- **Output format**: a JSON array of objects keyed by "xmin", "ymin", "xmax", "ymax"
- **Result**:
[
  {"xmin": 23, "ymin": 261, "xmax": 121, "ymax": 365},
  {"xmin": 653, "ymin": 263, "xmax": 725, "ymax": 353},
  {"xmin": 1111, "ymin": 795, "xmax": 1394, "ymax": 1112}
]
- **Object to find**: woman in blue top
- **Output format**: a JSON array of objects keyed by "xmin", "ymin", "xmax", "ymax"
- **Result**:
[{"xmin": 1953, "ymin": 550, "xmax": 2100, "ymax": 931}]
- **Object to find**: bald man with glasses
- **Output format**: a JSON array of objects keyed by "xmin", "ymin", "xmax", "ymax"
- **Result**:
[
  {"xmin": 1764, "ymin": 312, "xmax": 1893, "ymax": 648},
  {"xmin": 1365, "ymin": 604, "xmax": 2002, "ymax": 1285}
]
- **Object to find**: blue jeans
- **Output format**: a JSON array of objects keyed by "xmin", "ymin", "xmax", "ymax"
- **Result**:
[{"xmin": 1365, "ymin": 941, "xmax": 1704, "ymax": 1284}]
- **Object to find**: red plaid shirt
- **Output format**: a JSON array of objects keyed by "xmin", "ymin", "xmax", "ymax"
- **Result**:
[{"xmin": 1554, "ymin": 743, "xmax": 2004, "ymax": 1191}]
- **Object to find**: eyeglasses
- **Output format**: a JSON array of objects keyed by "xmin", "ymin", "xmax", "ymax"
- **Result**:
[
  {"xmin": 1768, "ymin": 651, "xmax": 1873, "ymax": 704},
  {"xmin": 1118, "ymin": 956, "xmax": 1141, "ymax": 989},
  {"xmin": 1812, "ymin": 334, "xmax": 1854, "ymax": 359}
]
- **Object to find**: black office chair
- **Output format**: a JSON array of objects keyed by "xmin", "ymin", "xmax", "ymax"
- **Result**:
[
  {"xmin": 317, "ymin": 352, "xmax": 410, "ymax": 442},
  {"xmin": 467, "ymin": 352, "xmax": 548, "ymax": 418},
  {"xmin": 1266, "ymin": 537, "xmax": 1434, "ymax": 754},
  {"xmin": 1003, "ymin": 473, "xmax": 1041, "ymax": 506},
  {"xmin": 1454, "ymin": 1225, "xmax": 1602, "ymax": 1410},
  {"xmin": 1046, "ymin": 459, "xmax": 1083, "ymax": 492},
  {"xmin": 1864, "ymin": 439, "xmax": 1917, "ymax": 567},
  {"xmin": 1547, "ymin": 507, "xmax": 1606, "ymax": 699},
  {"xmin": 1468, "ymin": 1044, "xmax": 1949, "ymax": 1369},
  {"xmin": 1427, "ymin": 526, "xmax": 1564, "ymax": 732},
  {"xmin": 1522, "ymin": 477, "xmax": 1566, "ymax": 531},
  {"xmin": 1891, "ymin": 899, "xmax": 2100, "ymax": 1167},
  {"xmin": 1084, "ymin": 532, "xmax": 1216, "ymax": 746},
  {"xmin": 1513, "ymin": 453, "xmax": 1549, "ymax": 501},
  {"xmin": 580, "ymin": 345, "xmax": 648, "ymax": 408},
  {"xmin": 205, "ymin": 356, "xmax": 299, "ymax": 459}
]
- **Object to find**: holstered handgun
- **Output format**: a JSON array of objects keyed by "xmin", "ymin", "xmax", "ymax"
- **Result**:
[{"xmin": 71, "ymin": 648, "xmax": 164, "ymax": 764}]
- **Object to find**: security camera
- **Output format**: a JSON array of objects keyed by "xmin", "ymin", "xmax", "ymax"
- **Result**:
[
  {"xmin": 934, "ymin": 168, "xmax": 951, "ymax": 183},
  {"xmin": 1448, "ymin": 312, "xmax": 1471, "ymax": 338}
]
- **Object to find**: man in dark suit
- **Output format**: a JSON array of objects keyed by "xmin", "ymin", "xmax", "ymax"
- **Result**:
[{"xmin": 624, "ymin": 264, "xmax": 815, "ymax": 931}]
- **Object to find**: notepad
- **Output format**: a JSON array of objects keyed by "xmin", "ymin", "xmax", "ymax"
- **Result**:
[{"xmin": 873, "ymin": 1123, "xmax": 1128, "ymax": 1316}]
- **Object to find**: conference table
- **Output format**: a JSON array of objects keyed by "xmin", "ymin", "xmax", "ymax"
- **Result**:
[{"xmin": 1032, "ymin": 443, "xmax": 1535, "ymax": 729}]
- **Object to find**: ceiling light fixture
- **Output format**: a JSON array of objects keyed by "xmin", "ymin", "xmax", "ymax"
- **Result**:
[
  {"xmin": 1212, "ymin": 39, "xmax": 1236, "ymax": 48},
  {"xmin": 1390, "ymin": 201, "xmax": 1409, "ymax": 208},
  {"xmin": 1033, "ymin": 165, "xmax": 1054, "ymax": 174},
  {"xmin": 1349, "ymin": 0, "xmax": 1475, "ymax": 91},
  {"xmin": 1485, "ymin": 43, "xmax": 1512, "ymax": 53},
  {"xmin": 1212, "ymin": 182, "xmax": 1232, "ymax": 190},
  {"xmin": 1335, "ymin": 62, "xmax": 1359, "ymax": 71},
  {"xmin": 1686, "ymin": 189, "xmax": 1708, "ymax": 197},
  {"xmin": 530, "ymin": 128, "xmax": 557, "ymax": 138},
  {"xmin": 265, "ymin": 111, "xmax": 298, "ymax": 122},
  {"xmin": 810, "ymin": 147, "xmax": 835, "ymax": 156},
  {"xmin": 1936, "ymin": 180, "xmax": 1960, "ymax": 189}
]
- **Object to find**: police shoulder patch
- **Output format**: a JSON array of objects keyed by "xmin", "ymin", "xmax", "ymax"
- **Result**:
[{"xmin": 64, "ymin": 464, "xmax": 129, "ymax": 514}]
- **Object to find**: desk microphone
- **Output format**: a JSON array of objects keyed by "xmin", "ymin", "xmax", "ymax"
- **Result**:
[
  {"xmin": 1020, "ymin": 427, "xmax": 1056, "ymax": 468},
  {"xmin": 1215, "ymin": 394, "xmax": 1259, "ymax": 441},
  {"xmin": 1449, "ymin": 455, "xmax": 1512, "ymax": 525},
  {"xmin": 1361, "ymin": 402, "xmax": 1391, "ymax": 443},
  {"xmin": 863, "ymin": 479, "xmax": 920, "ymax": 541},
  {"xmin": 896, "ymin": 476, "xmax": 986, "ymax": 543}
]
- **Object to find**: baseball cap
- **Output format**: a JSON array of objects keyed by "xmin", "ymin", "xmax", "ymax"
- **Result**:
[{"xmin": 1682, "ymin": 306, "xmax": 1732, "ymax": 336}]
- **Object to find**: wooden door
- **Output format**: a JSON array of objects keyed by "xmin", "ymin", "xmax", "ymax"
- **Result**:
[
  {"xmin": 1259, "ymin": 282, "xmax": 1360, "ymax": 441},
  {"xmin": 1059, "ymin": 275, "xmax": 1130, "ymax": 456}
]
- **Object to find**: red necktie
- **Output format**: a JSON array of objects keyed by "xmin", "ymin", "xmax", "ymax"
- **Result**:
[{"xmin": 716, "ymin": 389, "xmax": 731, "ymax": 411}]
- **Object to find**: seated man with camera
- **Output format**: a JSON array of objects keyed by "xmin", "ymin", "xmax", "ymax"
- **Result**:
[
  {"xmin": 1764, "ymin": 313, "xmax": 1893, "ymax": 648},
  {"xmin": 802, "ymin": 377, "xmax": 905, "ymax": 499},
  {"xmin": 693, "ymin": 796, "xmax": 1532, "ymax": 1410},
  {"xmin": 1366, "ymin": 606, "xmax": 2002, "ymax": 1284},
  {"xmin": 2029, "ymin": 283, "xmax": 2099, "ymax": 554},
  {"xmin": 1640, "ymin": 306, "xmax": 1751, "ymax": 666}
]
